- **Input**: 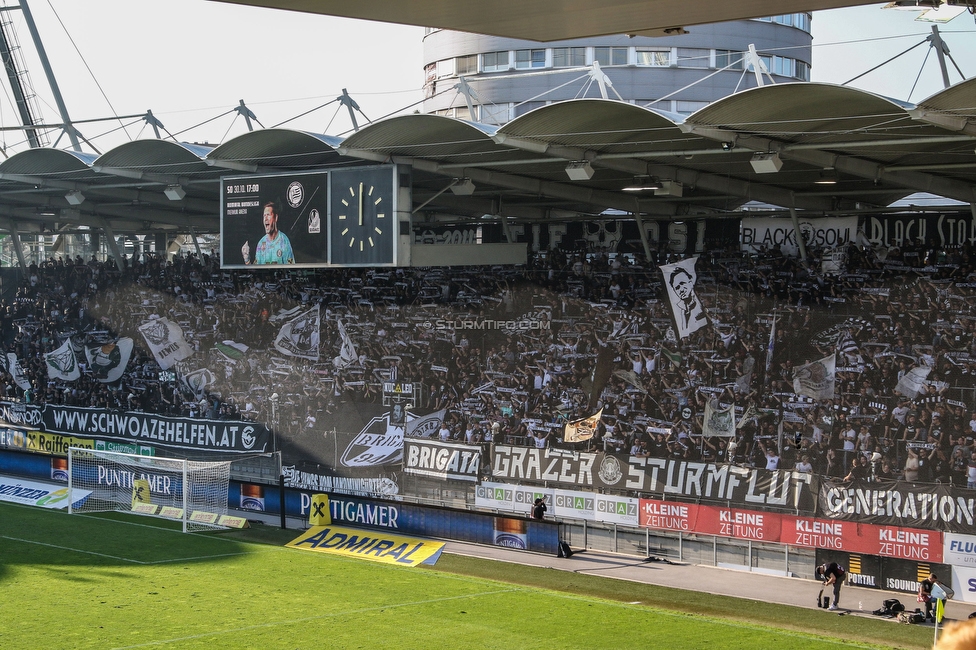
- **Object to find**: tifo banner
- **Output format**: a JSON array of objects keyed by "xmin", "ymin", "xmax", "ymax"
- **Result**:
[
  {"xmin": 36, "ymin": 404, "xmax": 269, "ymax": 454},
  {"xmin": 0, "ymin": 475, "xmax": 91, "ymax": 510},
  {"xmin": 741, "ymin": 216, "xmax": 858, "ymax": 256},
  {"xmin": 819, "ymin": 478, "xmax": 976, "ymax": 533},
  {"xmin": 403, "ymin": 439, "xmax": 481, "ymax": 482},
  {"xmin": 287, "ymin": 525, "xmax": 444, "ymax": 566},
  {"xmin": 865, "ymin": 212, "xmax": 976, "ymax": 248},
  {"xmin": 282, "ymin": 465, "xmax": 400, "ymax": 498},
  {"xmin": 490, "ymin": 446, "xmax": 817, "ymax": 511}
]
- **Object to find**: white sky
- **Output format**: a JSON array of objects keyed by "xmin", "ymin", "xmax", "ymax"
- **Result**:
[{"xmin": 0, "ymin": 0, "xmax": 972, "ymax": 156}]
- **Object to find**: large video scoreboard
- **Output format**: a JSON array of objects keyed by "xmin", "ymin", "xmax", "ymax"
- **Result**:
[{"xmin": 220, "ymin": 165, "xmax": 398, "ymax": 269}]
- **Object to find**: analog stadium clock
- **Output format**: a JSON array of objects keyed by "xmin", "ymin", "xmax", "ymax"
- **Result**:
[{"xmin": 330, "ymin": 166, "xmax": 396, "ymax": 265}]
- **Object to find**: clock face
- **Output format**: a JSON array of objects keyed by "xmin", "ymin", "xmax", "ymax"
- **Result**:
[{"xmin": 330, "ymin": 167, "xmax": 396, "ymax": 265}]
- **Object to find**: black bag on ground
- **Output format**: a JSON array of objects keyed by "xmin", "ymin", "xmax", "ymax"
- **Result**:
[{"xmin": 873, "ymin": 598, "xmax": 904, "ymax": 617}]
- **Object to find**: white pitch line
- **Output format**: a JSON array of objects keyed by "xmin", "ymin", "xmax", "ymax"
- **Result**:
[
  {"xmin": 0, "ymin": 535, "xmax": 255, "ymax": 566},
  {"xmin": 110, "ymin": 589, "xmax": 519, "ymax": 649},
  {"xmin": 0, "ymin": 535, "xmax": 150, "ymax": 564}
]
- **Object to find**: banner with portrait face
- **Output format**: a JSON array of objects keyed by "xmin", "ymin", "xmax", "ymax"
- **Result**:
[{"xmin": 659, "ymin": 257, "xmax": 707, "ymax": 339}]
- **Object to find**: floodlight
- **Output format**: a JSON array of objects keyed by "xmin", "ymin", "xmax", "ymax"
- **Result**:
[
  {"xmin": 65, "ymin": 190, "xmax": 85, "ymax": 205},
  {"xmin": 164, "ymin": 184, "xmax": 186, "ymax": 201},
  {"xmin": 565, "ymin": 161, "xmax": 595, "ymax": 181},
  {"xmin": 814, "ymin": 168, "xmax": 839, "ymax": 185},
  {"xmin": 750, "ymin": 152, "xmax": 783, "ymax": 174},
  {"xmin": 450, "ymin": 178, "xmax": 476, "ymax": 195}
]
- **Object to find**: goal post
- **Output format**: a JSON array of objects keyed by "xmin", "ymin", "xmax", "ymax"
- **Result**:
[{"xmin": 67, "ymin": 447, "xmax": 232, "ymax": 533}]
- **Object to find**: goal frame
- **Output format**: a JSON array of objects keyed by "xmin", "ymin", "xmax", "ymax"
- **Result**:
[{"xmin": 67, "ymin": 446, "xmax": 231, "ymax": 533}]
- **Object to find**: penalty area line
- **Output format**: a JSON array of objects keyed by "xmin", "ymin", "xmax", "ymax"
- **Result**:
[{"xmin": 110, "ymin": 588, "xmax": 519, "ymax": 649}]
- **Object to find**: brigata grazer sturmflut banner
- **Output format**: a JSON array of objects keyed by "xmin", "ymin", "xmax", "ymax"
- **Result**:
[
  {"xmin": 0, "ymin": 402, "xmax": 271, "ymax": 454},
  {"xmin": 819, "ymin": 478, "xmax": 976, "ymax": 534},
  {"xmin": 490, "ymin": 445, "xmax": 817, "ymax": 510},
  {"xmin": 403, "ymin": 439, "xmax": 481, "ymax": 482}
]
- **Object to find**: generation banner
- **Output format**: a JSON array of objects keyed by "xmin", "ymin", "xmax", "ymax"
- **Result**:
[
  {"xmin": 402, "ymin": 438, "xmax": 481, "ymax": 482},
  {"xmin": 490, "ymin": 446, "xmax": 817, "ymax": 511},
  {"xmin": 818, "ymin": 478, "xmax": 976, "ymax": 534},
  {"xmin": 38, "ymin": 404, "xmax": 269, "ymax": 454}
]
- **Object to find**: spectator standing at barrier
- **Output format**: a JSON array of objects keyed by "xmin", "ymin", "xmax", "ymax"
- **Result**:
[
  {"xmin": 531, "ymin": 497, "xmax": 547, "ymax": 520},
  {"xmin": 817, "ymin": 562, "xmax": 846, "ymax": 611}
]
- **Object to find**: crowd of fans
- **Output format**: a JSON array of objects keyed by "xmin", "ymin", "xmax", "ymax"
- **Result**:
[{"xmin": 2, "ymin": 233, "xmax": 976, "ymax": 487}]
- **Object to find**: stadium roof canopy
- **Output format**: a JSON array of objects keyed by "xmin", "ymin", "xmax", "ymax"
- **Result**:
[
  {"xmin": 211, "ymin": 0, "xmax": 893, "ymax": 41},
  {"xmin": 0, "ymin": 80, "xmax": 974, "ymax": 240}
]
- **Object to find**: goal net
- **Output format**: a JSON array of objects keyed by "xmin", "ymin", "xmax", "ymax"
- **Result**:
[{"xmin": 67, "ymin": 447, "xmax": 232, "ymax": 533}]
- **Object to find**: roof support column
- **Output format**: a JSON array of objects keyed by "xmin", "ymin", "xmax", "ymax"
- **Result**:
[
  {"xmin": 8, "ymin": 224, "xmax": 28, "ymax": 271},
  {"xmin": 188, "ymin": 227, "xmax": 203, "ymax": 258},
  {"xmin": 788, "ymin": 198, "xmax": 808, "ymax": 262},
  {"xmin": 99, "ymin": 220, "xmax": 125, "ymax": 272},
  {"xmin": 632, "ymin": 198, "xmax": 654, "ymax": 264}
]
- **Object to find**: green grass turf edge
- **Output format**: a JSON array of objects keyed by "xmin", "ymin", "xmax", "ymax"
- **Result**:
[{"xmin": 218, "ymin": 523, "xmax": 935, "ymax": 650}]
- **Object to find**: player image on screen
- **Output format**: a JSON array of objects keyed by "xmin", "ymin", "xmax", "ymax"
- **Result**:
[{"xmin": 242, "ymin": 202, "xmax": 295, "ymax": 265}]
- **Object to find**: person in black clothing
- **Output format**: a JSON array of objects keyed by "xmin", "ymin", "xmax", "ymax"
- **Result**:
[
  {"xmin": 817, "ymin": 562, "xmax": 846, "ymax": 610},
  {"xmin": 532, "ymin": 497, "xmax": 547, "ymax": 520},
  {"xmin": 919, "ymin": 573, "xmax": 942, "ymax": 621}
]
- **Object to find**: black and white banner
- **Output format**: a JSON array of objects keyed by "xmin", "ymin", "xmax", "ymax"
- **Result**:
[
  {"xmin": 741, "ymin": 216, "xmax": 858, "ymax": 256},
  {"xmin": 819, "ymin": 479, "xmax": 976, "ymax": 534},
  {"xmin": 490, "ymin": 446, "xmax": 817, "ymax": 510},
  {"xmin": 403, "ymin": 439, "xmax": 481, "ymax": 482},
  {"xmin": 659, "ymin": 256, "xmax": 707, "ymax": 339},
  {"xmin": 37, "ymin": 404, "xmax": 269, "ymax": 454}
]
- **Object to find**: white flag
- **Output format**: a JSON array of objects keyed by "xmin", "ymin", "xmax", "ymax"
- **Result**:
[
  {"xmin": 274, "ymin": 304, "xmax": 320, "ymax": 360},
  {"xmin": 45, "ymin": 340, "xmax": 80, "ymax": 381},
  {"xmin": 792, "ymin": 354, "xmax": 836, "ymax": 401},
  {"xmin": 895, "ymin": 365, "xmax": 932, "ymax": 400},
  {"xmin": 7, "ymin": 353, "xmax": 31, "ymax": 390},
  {"xmin": 660, "ymin": 256, "xmax": 708, "ymax": 339},
  {"xmin": 703, "ymin": 400, "xmax": 736, "ymax": 437},
  {"xmin": 564, "ymin": 408, "xmax": 603, "ymax": 443},
  {"xmin": 85, "ymin": 338, "xmax": 133, "ymax": 383},
  {"xmin": 405, "ymin": 409, "xmax": 447, "ymax": 438},
  {"xmin": 138, "ymin": 317, "xmax": 193, "ymax": 370},
  {"xmin": 333, "ymin": 318, "xmax": 359, "ymax": 369},
  {"xmin": 181, "ymin": 368, "xmax": 216, "ymax": 400}
]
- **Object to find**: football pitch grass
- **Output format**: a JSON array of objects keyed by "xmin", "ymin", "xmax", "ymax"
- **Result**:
[{"xmin": 0, "ymin": 502, "xmax": 935, "ymax": 650}]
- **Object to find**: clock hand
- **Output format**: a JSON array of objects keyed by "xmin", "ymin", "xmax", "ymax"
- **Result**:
[{"xmin": 358, "ymin": 182, "xmax": 364, "ymax": 226}]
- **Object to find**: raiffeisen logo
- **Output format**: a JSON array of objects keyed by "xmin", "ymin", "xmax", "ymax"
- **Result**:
[{"xmin": 35, "ymin": 487, "xmax": 70, "ymax": 507}]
